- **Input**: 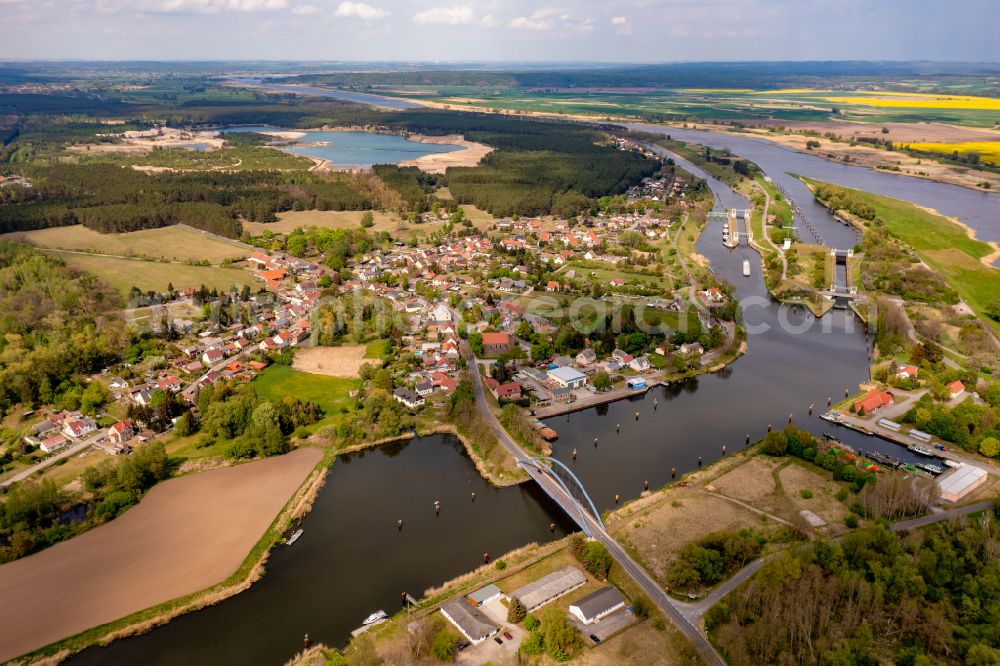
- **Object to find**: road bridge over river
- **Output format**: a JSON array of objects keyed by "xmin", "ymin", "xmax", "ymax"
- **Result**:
[{"xmin": 458, "ymin": 333, "xmax": 727, "ymax": 665}]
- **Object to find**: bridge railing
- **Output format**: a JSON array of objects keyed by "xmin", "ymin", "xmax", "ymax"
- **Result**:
[{"xmin": 519, "ymin": 456, "xmax": 605, "ymax": 536}]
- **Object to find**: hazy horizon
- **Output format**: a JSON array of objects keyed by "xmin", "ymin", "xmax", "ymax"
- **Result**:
[{"xmin": 3, "ymin": 0, "xmax": 997, "ymax": 63}]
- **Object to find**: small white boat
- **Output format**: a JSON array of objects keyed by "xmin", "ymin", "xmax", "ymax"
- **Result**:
[
  {"xmin": 942, "ymin": 459, "xmax": 962, "ymax": 469},
  {"xmin": 286, "ymin": 529, "xmax": 303, "ymax": 545},
  {"xmin": 363, "ymin": 610, "xmax": 388, "ymax": 625},
  {"xmin": 742, "ymin": 259, "xmax": 751, "ymax": 277}
]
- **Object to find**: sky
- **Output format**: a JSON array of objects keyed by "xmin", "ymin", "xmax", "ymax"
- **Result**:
[{"xmin": 2, "ymin": 0, "xmax": 998, "ymax": 62}]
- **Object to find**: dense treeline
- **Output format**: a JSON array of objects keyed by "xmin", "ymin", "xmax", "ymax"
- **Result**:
[
  {"xmin": 196, "ymin": 381, "xmax": 322, "ymax": 459},
  {"xmin": 812, "ymin": 183, "xmax": 877, "ymax": 221},
  {"xmin": 0, "ymin": 443, "xmax": 169, "ymax": 562},
  {"xmin": 0, "ymin": 242, "xmax": 122, "ymax": 414},
  {"xmin": 442, "ymin": 119, "xmax": 659, "ymax": 217},
  {"xmin": 711, "ymin": 517, "xmax": 1000, "ymax": 665},
  {"xmin": 0, "ymin": 163, "xmax": 373, "ymax": 236},
  {"xmin": 372, "ymin": 164, "xmax": 442, "ymax": 211}
]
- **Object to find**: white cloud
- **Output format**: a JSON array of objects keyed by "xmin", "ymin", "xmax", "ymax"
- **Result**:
[
  {"xmin": 509, "ymin": 8, "xmax": 593, "ymax": 32},
  {"xmin": 291, "ymin": 3, "xmax": 318, "ymax": 14},
  {"xmin": 479, "ymin": 13, "xmax": 500, "ymax": 27},
  {"xmin": 611, "ymin": 16, "xmax": 626, "ymax": 25},
  {"xmin": 159, "ymin": 0, "xmax": 288, "ymax": 13},
  {"xmin": 412, "ymin": 5, "xmax": 473, "ymax": 25},
  {"xmin": 333, "ymin": 1, "xmax": 388, "ymax": 19},
  {"xmin": 508, "ymin": 9, "xmax": 555, "ymax": 30}
]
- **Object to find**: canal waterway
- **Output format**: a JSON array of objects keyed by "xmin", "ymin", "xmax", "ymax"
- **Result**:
[
  {"xmin": 222, "ymin": 125, "xmax": 461, "ymax": 168},
  {"xmin": 67, "ymin": 96, "xmax": 996, "ymax": 665},
  {"xmin": 70, "ymin": 434, "xmax": 574, "ymax": 665}
]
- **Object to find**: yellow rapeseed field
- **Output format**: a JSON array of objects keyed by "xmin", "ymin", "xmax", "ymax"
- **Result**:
[
  {"xmin": 824, "ymin": 94, "xmax": 1000, "ymax": 110},
  {"xmin": 752, "ymin": 89, "xmax": 832, "ymax": 95},
  {"xmin": 904, "ymin": 141, "xmax": 1000, "ymax": 165}
]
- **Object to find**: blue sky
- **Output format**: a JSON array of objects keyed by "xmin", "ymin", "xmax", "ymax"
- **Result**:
[{"xmin": 2, "ymin": 0, "xmax": 998, "ymax": 62}]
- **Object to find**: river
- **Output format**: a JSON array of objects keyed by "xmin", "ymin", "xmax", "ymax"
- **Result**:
[
  {"xmin": 66, "ymin": 95, "xmax": 995, "ymax": 664},
  {"xmin": 230, "ymin": 78, "xmax": 423, "ymax": 111},
  {"xmin": 627, "ymin": 123, "xmax": 1000, "ymax": 256}
]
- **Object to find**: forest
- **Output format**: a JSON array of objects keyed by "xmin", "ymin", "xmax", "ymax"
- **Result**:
[
  {"xmin": 710, "ymin": 515, "xmax": 1000, "ymax": 666},
  {"xmin": 0, "ymin": 162, "xmax": 373, "ymax": 237},
  {"xmin": 0, "ymin": 242, "xmax": 122, "ymax": 414},
  {"xmin": 1, "ymin": 90, "xmax": 661, "ymax": 228}
]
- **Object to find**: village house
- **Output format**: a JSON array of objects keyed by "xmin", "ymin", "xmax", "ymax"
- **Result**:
[
  {"xmin": 854, "ymin": 389, "xmax": 894, "ymax": 415},
  {"xmin": 576, "ymin": 348, "xmax": 597, "ymax": 367},
  {"xmin": 679, "ymin": 342, "xmax": 704, "ymax": 357},
  {"xmin": 481, "ymin": 331, "xmax": 513, "ymax": 357},
  {"xmin": 896, "ymin": 365, "xmax": 919, "ymax": 380},
  {"xmin": 628, "ymin": 355, "xmax": 652, "ymax": 372},
  {"xmin": 393, "ymin": 387, "xmax": 425, "ymax": 409},
  {"xmin": 108, "ymin": 418, "xmax": 134, "ymax": 445},
  {"xmin": 40, "ymin": 433, "xmax": 70, "ymax": 454},
  {"xmin": 947, "ymin": 380, "xmax": 966, "ymax": 399}
]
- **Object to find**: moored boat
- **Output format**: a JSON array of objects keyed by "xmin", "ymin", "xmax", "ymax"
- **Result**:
[
  {"xmin": 908, "ymin": 444, "xmax": 933, "ymax": 457},
  {"xmin": 363, "ymin": 610, "xmax": 388, "ymax": 625},
  {"xmin": 916, "ymin": 463, "xmax": 944, "ymax": 476},
  {"xmin": 286, "ymin": 528, "xmax": 303, "ymax": 545}
]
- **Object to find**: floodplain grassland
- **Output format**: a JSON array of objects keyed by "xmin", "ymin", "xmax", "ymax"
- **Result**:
[
  {"xmin": 0, "ymin": 224, "xmax": 248, "ymax": 263},
  {"xmin": 46, "ymin": 251, "xmax": 255, "ymax": 295},
  {"xmin": 803, "ymin": 178, "xmax": 1000, "ymax": 332}
]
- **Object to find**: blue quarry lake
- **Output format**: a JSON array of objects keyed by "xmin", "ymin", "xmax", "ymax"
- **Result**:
[{"xmin": 223, "ymin": 126, "xmax": 461, "ymax": 168}]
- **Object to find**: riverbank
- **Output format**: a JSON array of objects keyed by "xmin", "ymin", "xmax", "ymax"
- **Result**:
[
  {"xmin": 535, "ymin": 338, "xmax": 746, "ymax": 420},
  {"xmin": 4, "ymin": 447, "xmax": 323, "ymax": 664},
  {"xmin": 327, "ymin": 422, "xmax": 528, "ymax": 487}
]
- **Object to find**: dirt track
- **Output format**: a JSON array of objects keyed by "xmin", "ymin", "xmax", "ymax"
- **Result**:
[{"xmin": 0, "ymin": 447, "xmax": 322, "ymax": 662}]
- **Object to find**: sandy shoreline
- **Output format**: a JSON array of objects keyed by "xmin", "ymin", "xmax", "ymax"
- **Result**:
[
  {"xmin": 912, "ymin": 202, "xmax": 1000, "ymax": 267},
  {"xmin": 397, "ymin": 134, "xmax": 493, "ymax": 173}
]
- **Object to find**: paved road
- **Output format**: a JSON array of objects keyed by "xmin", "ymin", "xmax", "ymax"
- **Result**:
[
  {"xmin": 458, "ymin": 333, "xmax": 726, "ymax": 665},
  {"xmin": 670, "ymin": 498, "xmax": 995, "ymax": 625},
  {"xmin": 890, "ymin": 500, "xmax": 994, "ymax": 531},
  {"xmin": 1, "ymin": 429, "xmax": 107, "ymax": 489}
]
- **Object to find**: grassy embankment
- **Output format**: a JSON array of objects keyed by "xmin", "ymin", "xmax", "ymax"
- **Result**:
[{"xmin": 801, "ymin": 177, "xmax": 1000, "ymax": 335}]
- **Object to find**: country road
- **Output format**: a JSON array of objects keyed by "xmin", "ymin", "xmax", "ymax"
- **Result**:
[{"xmin": 1, "ymin": 429, "xmax": 107, "ymax": 489}]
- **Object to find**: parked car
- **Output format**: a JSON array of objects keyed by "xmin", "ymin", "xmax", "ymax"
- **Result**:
[
  {"xmin": 503, "ymin": 631, "xmax": 513, "ymax": 640},
  {"xmin": 494, "ymin": 636, "xmax": 503, "ymax": 645},
  {"xmin": 590, "ymin": 634, "xmax": 601, "ymax": 644}
]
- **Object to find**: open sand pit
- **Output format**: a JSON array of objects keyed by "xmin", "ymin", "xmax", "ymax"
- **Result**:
[
  {"xmin": 398, "ymin": 134, "xmax": 493, "ymax": 173},
  {"xmin": 292, "ymin": 345, "xmax": 368, "ymax": 378},
  {"xmin": 0, "ymin": 447, "xmax": 321, "ymax": 662}
]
